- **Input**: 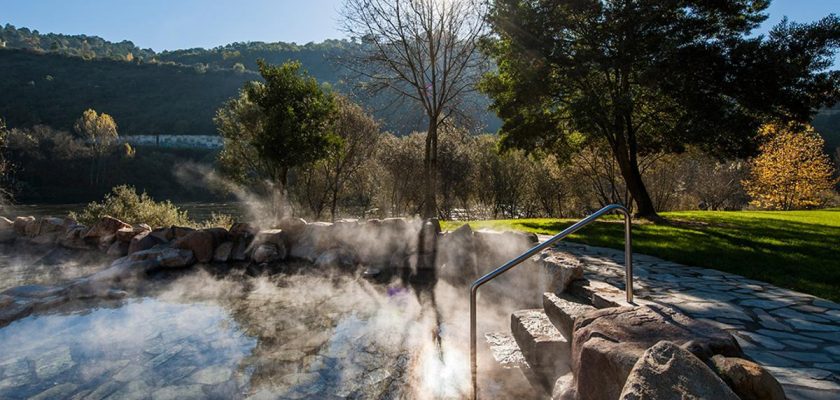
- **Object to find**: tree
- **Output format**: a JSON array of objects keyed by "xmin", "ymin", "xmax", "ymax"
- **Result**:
[
  {"xmin": 216, "ymin": 60, "xmax": 338, "ymax": 217},
  {"xmin": 743, "ymin": 123, "xmax": 837, "ymax": 210},
  {"xmin": 322, "ymin": 96, "xmax": 381, "ymax": 221},
  {"xmin": 341, "ymin": 0, "xmax": 490, "ymax": 218},
  {"xmin": 295, "ymin": 96, "xmax": 381, "ymax": 220},
  {"xmin": 251, "ymin": 60, "xmax": 338, "ymax": 188},
  {"xmin": 74, "ymin": 109, "xmax": 118, "ymax": 186},
  {"xmin": 482, "ymin": 1, "xmax": 840, "ymax": 220},
  {"xmin": 0, "ymin": 118, "xmax": 9, "ymax": 201}
]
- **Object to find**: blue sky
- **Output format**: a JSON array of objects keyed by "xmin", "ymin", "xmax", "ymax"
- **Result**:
[{"xmin": 0, "ymin": 0, "xmax": 837, "ymax": 51}]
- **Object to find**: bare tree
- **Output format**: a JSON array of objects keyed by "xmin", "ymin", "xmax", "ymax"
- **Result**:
[{"xmin": 341, "ymin": 0, "xmax": 489, "ymax": 218}]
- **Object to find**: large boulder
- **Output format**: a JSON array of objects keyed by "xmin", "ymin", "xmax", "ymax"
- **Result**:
[
  {"xmin": 473, "ymin": 229, "xmax": 538, "ymax": 270},
  {"xmin": 213, "ymin": 241, "xmax": 234, "ymax": 263},
  {"xmin": 0, "ymin": 216, "xmax": 13, "ymax": 229},
  {"xmin": 437, "ymin": 223, "xmax": 478, "ymax": 284},
  {"xmin": 149, "ymin": 226, "xmax": 175, "ymax": 242},
  {"xmin": 252, "ymin": 243, "xmax": 282, "ymax": 264},
  {"xmin": 107, "ymin": 241, "xmax": 129, "ymax": 257},
  {"xmin": 572, "ymin": 305, "xmax": 742, "ymax": 400},
  {"xmin": 115, "ymin": 226, "xmax": 146, "ymax": 243},
  {"xmin": 711, "ymin": 355, "xmax": 786, "ymax": 400},
  {"xmin": 129, "ymin": 247, "xmax": 195, "ymax": 268},
  {"xmin": 59, "ymin": 224, "xmax": 91, "ymax": 250},
  {"xmin": 83, "ymin": 216, "xmax": 131, "ymax": 241},
  {"xmin": 353, "ymin": 218, "xmax": 414, "ymax": 266},
  {"xmin": 228, "ymin": 223, "xmax": 257, "ymax": 262},
  {"xmin": 128, "ymin": 231, "xmax": 166, "ymax": 254},
  {"xmin": 537, "ymin": 250, "xmax": 583, "ymax": 294},
  {"xmin": 0, "ymin": 217, "xmax": 16, "ymax": 243},
  {"xmin": 288, "ymin": 222, "xmax": 333, "ymax": 262},
  {"xmin": 172, "ymin": 229, "xmax": 225, "ymax": 263},
  {"xmin": 619, "ymin": 341, "xmax": 739, "ymax": 400},
  {"xmin": 28, "ymin": 217, "xmax": 68, "ymax": 245},
  {"xmin": 275, "ymin": 217, "xmax": 307, "ymax": 240},
  {"xmin": 13, "ymin": 216, "xmax": 35, "ymax": 236}
]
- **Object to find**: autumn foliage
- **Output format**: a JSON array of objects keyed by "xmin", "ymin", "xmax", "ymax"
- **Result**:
[{"xmin": 744, "ymin": 123, "xmax": 837, "ymax": 210}]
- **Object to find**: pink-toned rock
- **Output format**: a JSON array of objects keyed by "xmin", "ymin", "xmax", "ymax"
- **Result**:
[
  {"xmin": 128, "ymin": 231, "xmax": 166, "ymax": 254},
  {"xmin": 572, "ymin": 305, "xmax": 742, "ymax": 400},
  {"xmin": 60, "ymin": 225, "xmax": 91, "ymax": 249},
  {"xmin": 172, "ymin": 229, "xmax": 226, "ymax": 263},
  {"xmin": 229, "ymin": 222, "xmax": 258, "ymax": 237},
  {"xmin": 84, "ymin": 216, "xmax": 131, "ymax": 240},
  {"xmin": 13, "ymin": 216, "xmax": 35, "ymax": 236},
  {"xmin": 115, "ymin": 227, "xmax": 137, "ymax": 243},
  {"xmin": 711, "ymin": 355, "xmax": 786, "ymax": 400},
  {"xmin": 619, "ymin": 341, "xmax": 739, "ymax": 400}
]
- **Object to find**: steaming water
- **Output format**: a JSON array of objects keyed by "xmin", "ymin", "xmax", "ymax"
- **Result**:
[
  {"xmin": 0, "ymin": 264, "xmax": 537, "ymax": 399},
  {"xmin": 0, "ymin": 248, "xmax": 110, "ymax": 292}
]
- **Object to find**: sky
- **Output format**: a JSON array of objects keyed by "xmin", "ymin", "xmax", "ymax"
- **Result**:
[{"xmin": 0, "ymin": 0, "xmax": 838, "ymax": 52}]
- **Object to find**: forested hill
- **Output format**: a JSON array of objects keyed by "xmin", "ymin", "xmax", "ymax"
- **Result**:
[
  {"xmin": 0, "ymin": 49, "xmax": 256, "ymax": 134},
  {"xmin": 0, "ymin": 23, "xmax": 835, "ymax": 149},
  {"xmin": 0, "ymin": 24, "xmax": 495, "ymax": 135}
]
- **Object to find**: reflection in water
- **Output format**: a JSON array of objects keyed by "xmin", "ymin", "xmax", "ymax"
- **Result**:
[
  {"xmin": 0, "ymin": 298, "xmax": 256, "ymax": 399},
  {"xmin": 0, "ymin": 246, "xmax": 111, "ymax": 291},
  {"xmin": 0, "ymin": 264, "xmax": 540, "ymax": 399}
]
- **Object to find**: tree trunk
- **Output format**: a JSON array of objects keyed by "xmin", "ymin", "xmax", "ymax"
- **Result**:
[
  {"xmin": 614, "ymin": 149, "xmax": 660, "ymax": 221},
  {"xmin": 330, "ymin": 185, "xmax": 339, "ymax": 222},
  {"xmin": 423, "ymin": 119, "xmax": 438, "ymax": 219}
]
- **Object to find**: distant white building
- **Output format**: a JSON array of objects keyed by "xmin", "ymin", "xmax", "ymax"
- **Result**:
[{"xmin": 120, "ymin": 135, "xmax": 223, "ymax": 149}]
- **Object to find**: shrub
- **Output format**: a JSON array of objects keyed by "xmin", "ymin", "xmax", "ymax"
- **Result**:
[
  {"xmin": 71, "ymin": 185, "xmax": 191, "ymax": 228},
  {"xmin": 194, "ymin": 212, "xmax": 235, "ymax": 230}
]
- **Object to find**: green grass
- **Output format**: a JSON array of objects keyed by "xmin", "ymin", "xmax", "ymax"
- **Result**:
[{"xmin": 442, "ymin": 210, "xmax": 840, "ymax": 302}]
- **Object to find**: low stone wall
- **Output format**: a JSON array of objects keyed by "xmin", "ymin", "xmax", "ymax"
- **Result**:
[{"xmin": 0, "ymin": 214, "xmax": 548, "ymax": 328}]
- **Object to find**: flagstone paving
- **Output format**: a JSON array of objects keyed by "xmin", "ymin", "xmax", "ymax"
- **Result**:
[{"xmin": 546, "ymin": 239, "xmax": 840, "ymax": 400}]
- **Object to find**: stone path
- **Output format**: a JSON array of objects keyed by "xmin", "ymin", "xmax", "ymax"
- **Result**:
[{"xmin": 543, "ymin": 238, "xmax": 840, "ymax": 400}]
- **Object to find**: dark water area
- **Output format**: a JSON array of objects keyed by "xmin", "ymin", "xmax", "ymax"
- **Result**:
[{"xmin": 0, "ymin": 203, "xmax": 247, "ymax": 223}]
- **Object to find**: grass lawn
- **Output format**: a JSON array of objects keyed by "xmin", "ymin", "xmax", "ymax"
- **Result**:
[{"xmin": 441, "ymin": 209, "xmax": 840, "ymax": 302}]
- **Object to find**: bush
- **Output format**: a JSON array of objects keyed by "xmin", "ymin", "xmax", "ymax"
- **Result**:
[
  {"xmin": 71, "ymin": 185, "xmax": 191, "ymax": 228},
  {"xmin": 194, "ymin": 212, "xmax": 235, "ymax": 230}
]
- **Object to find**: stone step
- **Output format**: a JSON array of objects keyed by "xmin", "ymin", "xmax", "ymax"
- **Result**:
[
  {"xmin": 511, "ymin": 309, "xmax": 571, "ymax": 390},
  {"xmin": 567, "ymin": 277, "xmax": 653, "ymax": 309},
  {"xmin": 543, "ymin": 292, "xmax": 596, "ymax": 341},
  {"xmin": 484, "ymin": 332, "xmax": 550, "ymax": 398}
]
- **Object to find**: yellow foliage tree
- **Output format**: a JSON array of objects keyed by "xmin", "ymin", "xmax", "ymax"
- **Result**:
[
  {"xmin": 74, "ymin": 109, "xmax": 118, "ymax": 186},
  {"xmin": 743, "ymin": 123, "xmax": 837, "ymax": 210}
]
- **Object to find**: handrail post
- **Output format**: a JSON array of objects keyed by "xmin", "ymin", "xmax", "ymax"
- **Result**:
[
  {"xmin": 624, "ymin": 211, "xmax": 633, "ymax": 303},
  {"xmin": 469, "ymin": 285, "xmax": 478, "ymax": 400},
  {"xmin": 469, "ymin": 204, "xmax": 634, "ymax": 399}
]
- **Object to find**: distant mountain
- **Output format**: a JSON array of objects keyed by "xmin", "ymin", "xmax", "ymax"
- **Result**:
[{"xmin": 0, "ymin": 23, "xmax": 499, "ymax": 135}]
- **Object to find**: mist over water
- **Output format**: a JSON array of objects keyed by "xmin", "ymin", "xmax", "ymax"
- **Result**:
[
  {"xmin": 0, "ymin": 164, "xmax": 552, "ymax": 398},
  {"xmin": 0, "ymin": 259, "xmax": 545, "ymax": 399}
]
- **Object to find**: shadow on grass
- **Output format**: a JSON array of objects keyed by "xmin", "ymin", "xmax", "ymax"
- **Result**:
[{"xmin": 516, "ymin": 216, "xmax": 840, "ymax": 302}]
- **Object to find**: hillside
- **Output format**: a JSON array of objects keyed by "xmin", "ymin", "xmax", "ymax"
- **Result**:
[
  {"xmin": 0, "ymin": 22, "xmax": 834, "ymax": 147},
  {"xmin": 0, "ymin": 24, "xmax": 499, "ymax": 135},
  {"xmin": 0, "ymin": 49, "xmax": 255, "ymax": 134}
]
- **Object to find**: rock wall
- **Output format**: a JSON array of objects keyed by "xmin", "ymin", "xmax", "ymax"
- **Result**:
[{"xmin": 0, "ymin": 214, "xmax": 547, "ymax": 328}]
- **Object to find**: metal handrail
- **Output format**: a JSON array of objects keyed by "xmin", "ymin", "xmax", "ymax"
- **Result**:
[{"xmin": 469, "ymin": 204, "xmax": 634, "ymax": 399}]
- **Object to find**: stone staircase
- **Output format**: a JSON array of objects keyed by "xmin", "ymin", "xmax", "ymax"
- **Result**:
[{"xmin": 485, "ymin": 274, "xmax": 622, "ymax": 398}]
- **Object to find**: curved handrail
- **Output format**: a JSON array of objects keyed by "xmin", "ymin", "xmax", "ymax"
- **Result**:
[{"xmin": 469, "ymin": 204, "xmax": 634, "ymax": 399}]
